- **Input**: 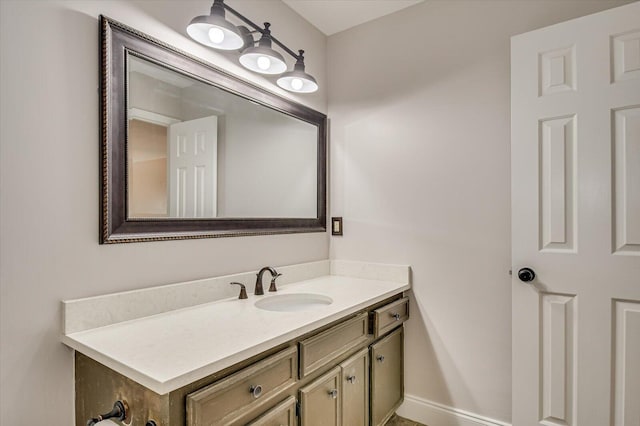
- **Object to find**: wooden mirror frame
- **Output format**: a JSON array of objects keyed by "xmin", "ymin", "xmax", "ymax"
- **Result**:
[{"xmin": 100, "ymin": 16, "xmax": 327, "ymax": 244}]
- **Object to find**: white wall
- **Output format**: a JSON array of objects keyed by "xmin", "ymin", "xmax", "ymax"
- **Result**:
[
  {"xmin": 0, "ymin": 1, "xmax": 326, "ymax": 424},
  {"xmin": 327, "ymin": 1, "xmax": 632, "ymax": 423}
]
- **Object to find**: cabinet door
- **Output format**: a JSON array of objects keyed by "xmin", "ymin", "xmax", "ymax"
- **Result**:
[
  {"xmin": 299, "ymin": 366, "xmax": 341, "ymax": 426},
  {"xmin": 370, "ymin": 327, "xmax": 404, "ymax": 426},
  {"xmin": 340, "ymin": 348, "xmax": 369, "ymax": 425},
  {"xmin": 247, "ymin": 396, "xmax": 297, "ymax": 426}
]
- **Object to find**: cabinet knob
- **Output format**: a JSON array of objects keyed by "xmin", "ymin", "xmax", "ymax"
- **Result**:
[
  {"xmin": 249, "ymin": 385, "xmax": 263, "ymax": 399},
  {"xmin": 390, "ymin": 312, "xmax": 401, "ymax": 321},
  {"xmin": 328, "ymin": 389, "xmax": 338, "ymax": 399},
  {"xmin": 376, "ymin": 355, "xmax": 385, "ymax": 363},
  {"xmin": 346, "ymin": 375, "xmax": 356, "ymax": 384}
]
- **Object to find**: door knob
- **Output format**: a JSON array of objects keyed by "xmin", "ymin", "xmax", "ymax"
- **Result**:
[{"xmin": 517, "ymin": 267, "xmax": 536, "ymax": 283}]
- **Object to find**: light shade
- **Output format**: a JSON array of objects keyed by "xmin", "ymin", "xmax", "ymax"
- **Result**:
[
  {"xmin": 186, "ymin": 1, "xmax": 244, "ymax": 50},
  {"xmin": 239, "ymin": 23, "xmax": 287, "ymax": 75},
  {"xmin": 277, "ymin": 52, "xmax": 318, "ymax": 93}
]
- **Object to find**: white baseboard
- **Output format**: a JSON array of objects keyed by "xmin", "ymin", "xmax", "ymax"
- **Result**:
[{"xmin": 396, "ymin": 394, "xmax": 511, "ymax": 426}]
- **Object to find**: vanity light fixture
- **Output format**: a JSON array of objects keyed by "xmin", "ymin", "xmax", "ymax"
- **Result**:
[{"xmin": 187, "ymin": 0, "xmax": 318, "ymax": 93}]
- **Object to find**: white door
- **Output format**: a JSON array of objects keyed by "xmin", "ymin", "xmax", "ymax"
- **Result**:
[
  {"xmin": 168, "ymin": 116, "xmax": 218, "ymax": 218},
  {"xmin": 511, "ymin": 3, "xmax": 640, "ymax": 426}
]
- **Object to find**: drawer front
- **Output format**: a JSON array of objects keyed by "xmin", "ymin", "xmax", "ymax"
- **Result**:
[
  {"xmin": 299, "ymin": 366, "xmax": 341, "ymax": 426},
  {"xmin": 247, "ymin": 396, "xmax": 297, "ymax": 426},
  {"xmin": 373, "ymin": 297, "xmax": 409, "ymax": 338},
  {"xmin": 340, "ymin": 348, "xmax": 369, "ymax": 426},
  {"xmin": 370, "ymin": 327, "xmax": 404, "ymax": 426},
  {"xmin": 186, "ymin": 346, "xmax": 297, "ymax": 426},
  {"xmin": 299, "ymin": 312, "xmax": 369, "ymax": 378}
]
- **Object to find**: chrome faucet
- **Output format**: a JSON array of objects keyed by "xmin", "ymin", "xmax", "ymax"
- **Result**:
[{"xmin": 255, "ymin": 266, "xmax": 281, "ymax": 295}]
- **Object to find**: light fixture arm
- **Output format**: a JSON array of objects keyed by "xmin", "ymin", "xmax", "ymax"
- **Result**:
[{"xmin": 221, "ymin": 1, "xmax": 302, "ymax": 60}]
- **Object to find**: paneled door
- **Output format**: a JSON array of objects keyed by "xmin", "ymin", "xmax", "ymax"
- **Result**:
[
  {"xmin": 511, "ymin": 3, "xmax": 640, "ymax": 426},
  {"xmin": 168, "ymin": 116, "xmax": 218, "ymax": 218}
]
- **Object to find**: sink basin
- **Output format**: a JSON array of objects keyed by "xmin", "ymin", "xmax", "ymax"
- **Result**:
[{"xmin": 254, "ymin": 293, "xmax": 333, "ymax": 312}]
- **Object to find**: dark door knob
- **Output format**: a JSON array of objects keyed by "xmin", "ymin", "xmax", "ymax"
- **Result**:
[{"xmin": 518, "ymin": 267, "xmax": 536, "ymax": 282}]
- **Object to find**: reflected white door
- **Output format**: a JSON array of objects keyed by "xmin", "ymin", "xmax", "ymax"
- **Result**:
[
  {"xmin": 511, "ymin": 3, "xmax": 640, "ymax": 426},
  {"xmin": 168, "ymin": 116, "xmax": 218, "ymax": 218}
]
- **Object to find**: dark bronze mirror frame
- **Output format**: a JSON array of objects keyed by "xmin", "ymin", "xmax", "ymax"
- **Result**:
[{"xmin": 100, "ymin": 16, "xmax": 327, "ymax": 244}]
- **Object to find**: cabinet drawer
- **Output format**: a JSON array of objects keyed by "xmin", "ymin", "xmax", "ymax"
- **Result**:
[
  {"xmin": 186, "ymin": 346, "xmax": 297, "ymax": 426},
  {"xmin": 247, "ymin": 396, "xmax": 297, "ymax": 426},
  {"xmin": 299, "ymin": 312, "xmax": 369, "ymax": 378},
  {"xmin": 372, "ymin": 297, "xmax": 409, "ymax": 338}
]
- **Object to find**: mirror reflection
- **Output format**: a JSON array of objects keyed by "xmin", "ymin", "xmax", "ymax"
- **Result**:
[{"xmin": 127, "ymin": 54, "xmax": 318, "ymax": 219}]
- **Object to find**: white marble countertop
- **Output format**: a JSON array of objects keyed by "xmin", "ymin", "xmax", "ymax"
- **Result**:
[{"xmin": 62, "ymin": 271, "xmax": 409, "ymax": 395}]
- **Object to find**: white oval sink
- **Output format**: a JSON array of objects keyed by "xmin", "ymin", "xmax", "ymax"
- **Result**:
[{"xmin": 254, "ymin": 293, "xmax": 333, "ymax": 312}]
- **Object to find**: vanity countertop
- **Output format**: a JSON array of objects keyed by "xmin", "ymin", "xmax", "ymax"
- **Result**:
[{"xmin": 62, "ymin": 273, "xmax": 410, "ymax": 395}]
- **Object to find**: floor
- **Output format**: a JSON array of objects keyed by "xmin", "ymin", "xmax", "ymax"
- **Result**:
[{"xmin": 385, "ymin": 414, "xmax": 426, "ymax": 426}]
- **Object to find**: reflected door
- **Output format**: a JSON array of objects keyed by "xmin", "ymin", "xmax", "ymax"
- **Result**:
[
  {"xmin": 511, "ymin": 3, "xmax": 640, "ymax": 425},
  {"xmin": 168, "ymin": 116, "xmax": 218, "ymax": 218}
]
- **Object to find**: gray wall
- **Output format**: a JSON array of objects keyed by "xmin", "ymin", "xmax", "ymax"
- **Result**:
[
  {"xmin": 327, "ymin": 0, "xmax": 632, "ymax": 423},
  {"xmin": 0, "ymin": 1, "xmax": 327, "ymax": 424}
]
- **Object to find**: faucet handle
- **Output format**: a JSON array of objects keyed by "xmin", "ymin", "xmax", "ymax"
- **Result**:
[
  {"xmin": 268, "ymin": 273, "xmax": 282, "ymax": 292},
  {"xmin": 230, "ymin": 282, "xmax": 248, "ymax": 299}
]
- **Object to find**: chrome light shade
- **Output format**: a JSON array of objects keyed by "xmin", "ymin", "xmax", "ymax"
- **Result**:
[{"xmin": 186, "ymin": 0, "xmax": 244, "ymax": 50}]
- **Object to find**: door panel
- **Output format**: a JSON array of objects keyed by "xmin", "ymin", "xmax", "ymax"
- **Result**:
[
  {"xmin": 613, "ymin": 106, "xmax": 640, "ymax": 254},
  {"xmin": 612, "ymin": 300, "xmax": 640, "ymax": 426},
  {"xmin": 540, "ymin": 293, "xmax": 576, "ymax": 424},
  {"xmin": 539, "ymin": 115, "xmax": 577, "ymax": 252},
  {"xmin": 511, "ymin": 3, "xmax": 640, "ymax": 425}
]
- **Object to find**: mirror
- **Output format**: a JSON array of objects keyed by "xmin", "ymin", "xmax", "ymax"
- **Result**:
[{"xmin": 100, "ymin": 17, "xmax": 326, "ymax": 243}]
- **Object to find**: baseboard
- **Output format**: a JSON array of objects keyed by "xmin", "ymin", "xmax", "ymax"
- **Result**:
[{"xmin": 396, "ymin": 394, "xmax": 511, "ymax": 426}]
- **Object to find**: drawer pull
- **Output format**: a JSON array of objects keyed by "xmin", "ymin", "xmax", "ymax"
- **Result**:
[
  {"xmin": 390, "ymin": 312, "xmax": 401, "ymax": 321},
  {"xmin": 346, "ymin": 375, "xmax": 356, "ymax": 384},
  {"xmin": 376, "ymin": 355, "xmax": 385, "ymax": 363},
  {"xmin": 249, "ymin": 384, "xmax": 263, "ymax": 399},
  {"xmin": 328, "ymin": 389, "xmax": 339, "ymax": 399}
]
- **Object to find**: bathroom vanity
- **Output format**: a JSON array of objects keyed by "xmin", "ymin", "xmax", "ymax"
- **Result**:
[{"xmin": 62, "ymin": 261, "xmax": 410, "ymax": 426}]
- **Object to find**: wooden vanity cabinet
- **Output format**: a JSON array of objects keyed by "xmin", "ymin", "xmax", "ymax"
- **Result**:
[
  {"xmin": 74, "ymin": 293, "xmax": 407, "ymax": 426},
  {"xmin": 370, "ymin": 327, "xmax": 404, "ymax": 426}
]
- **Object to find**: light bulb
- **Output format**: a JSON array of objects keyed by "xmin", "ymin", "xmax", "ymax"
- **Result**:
[
  {"xmin": 257, "ymin": 56, "xmax": 271, "ymax": 71},
  {"xmin": 208, "ymin": 27, "xmax": 225, "ymax": 44},
  {"xmin": 291, "ymin": 78, "xmax": 304, "ymax": 91}
]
